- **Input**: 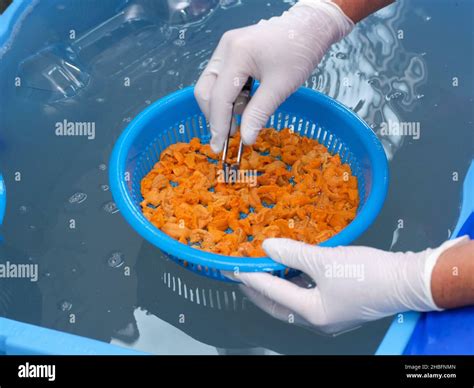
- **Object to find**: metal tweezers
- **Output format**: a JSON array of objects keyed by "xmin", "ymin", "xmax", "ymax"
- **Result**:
[{"xmin": 221, "ymin": 77, "xmax": 254, "ymax": 184}]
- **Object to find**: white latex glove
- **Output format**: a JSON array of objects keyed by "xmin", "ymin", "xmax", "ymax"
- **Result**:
[
  {"xmin": 194, "ymin": 0, "xmax": 354, "ymax": 153},
  {"xmin": 236, "ymin": 237, "xmax": 469, "ymax": 335}
]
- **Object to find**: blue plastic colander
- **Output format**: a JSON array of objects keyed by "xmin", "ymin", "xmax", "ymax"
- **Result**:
[{"xmin": 109, "ymin": 85, "xmax": 389, "ymax": 281}]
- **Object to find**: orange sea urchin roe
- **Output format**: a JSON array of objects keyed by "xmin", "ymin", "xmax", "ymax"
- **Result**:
[{"xmin": 140, "ymin": 128, "xmax": 359, "ymax": 257}]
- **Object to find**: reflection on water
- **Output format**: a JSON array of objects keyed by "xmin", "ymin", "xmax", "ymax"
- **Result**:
[
  {"xmin": 306, "ymin": 0, "xmax": 427, "ymax": 160},
  {"xmin": 0, "ymin": 0, "xmax": 471, "ymax": 355}
]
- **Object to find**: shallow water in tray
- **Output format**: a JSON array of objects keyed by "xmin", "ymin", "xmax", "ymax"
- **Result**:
[{"xmin": 0, "ymin": 0, "xmax": 472, "ymax": 354}]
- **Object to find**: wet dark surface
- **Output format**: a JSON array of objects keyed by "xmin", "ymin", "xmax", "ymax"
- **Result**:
[{"xmin": 0, "ymin": 0, "xmax": 472, "ymax": 354}]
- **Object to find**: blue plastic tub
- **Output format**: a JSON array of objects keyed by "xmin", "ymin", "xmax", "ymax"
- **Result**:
[
  {"xmin": 377, "ymin": 159, "xmax": 474, "ymax": 355},
  {"xmin": 1, "ymin": 0, "xmax": 471, "ymax": 356},
  {"xmin": 109, "ymin": 86, "xmax": 389, "ymax": 281}
]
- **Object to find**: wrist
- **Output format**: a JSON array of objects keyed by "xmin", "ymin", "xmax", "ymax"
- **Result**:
[
  {"xmin": 396, "ymin": 237, "xmax": 470, "ymax": 313},
  {"xmin": 332, "ymin": 0, "xmax": 395, "ymax": 23},
  {"xmin": 431, "ymin": 236, "xmax": 473, "ymax": 308},
  {"xmin": 425, "ymin": 236, "xmax": 471, "ymax": 309},
  {"xmin": 292, "ymin": 0, "xmax": 354, "ymax": 42},
  {"xmin": 388, "ymin": 249, "xmax": 440, "ymax": 314}
]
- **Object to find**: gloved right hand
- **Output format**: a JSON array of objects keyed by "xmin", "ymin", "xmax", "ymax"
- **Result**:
[
  {"xmin": 236, "ymin": 236, "xmax": 470, "ymax": 335},
  {"xmin": 194, "ymin": 0, "xmax": 354, "ymax": 153}
]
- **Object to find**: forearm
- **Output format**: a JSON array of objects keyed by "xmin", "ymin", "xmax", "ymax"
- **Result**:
[
  {"xmin": 431, "ymin": 240, "xmax": 474, "ymax": 309},
  {"xmin": 333, "ymin": 0, "xmax": 394, "ymax": 23}
]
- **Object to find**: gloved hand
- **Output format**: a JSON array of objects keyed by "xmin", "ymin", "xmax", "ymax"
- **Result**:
[
  {"xmin": 194, "ymin": 0, "xmax": 354, "ymax": 153},
  {"xmin": 236, "ymin": 236, "xmax": 469, "ymax": 335}
]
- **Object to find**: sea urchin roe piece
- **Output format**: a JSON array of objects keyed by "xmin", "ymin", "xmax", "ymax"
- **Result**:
[{"xmin": 140, "ymin": 128, "xmax": 359, "ymax": 257}]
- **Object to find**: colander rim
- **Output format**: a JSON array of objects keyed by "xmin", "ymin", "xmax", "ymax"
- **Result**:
[{"xmin": 109, "ymin": 86, "xmax": 389, "ymax": 272}]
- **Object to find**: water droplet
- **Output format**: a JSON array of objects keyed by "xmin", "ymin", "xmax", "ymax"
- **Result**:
[
  {"xmin": 100, "ymin": 184, "xmax": 109, "ymax": 192},
  {"xmin": 416, "ymin": 94, "xmax": 425, "ymax": 100},
  {"xmin": 142, "ymin": 57, "xmax": 153, "ymax": 67},
  {"xmin": 220, "ymin": 0, "xmax": 242, "ymax": 9},
  {"xmin": 28, "ymin": 225, "xmax": 37, "ymax": 231},
  {"xmin": 96, "ymin": 97, "xmax": 105, "ymax": 103},
  {"xmin": 335, "ymin": 52, "xmax": 347, "ymax": 60},
  {"xmin": 107, "ymin": 252, "xmax": 125, "ymax": 268},
  {"xmin": 103, "ymin": 201, "xmax": 119, "ymax": 214},
  {"xmin": 385, "ymin": 91, "xmax": 404, "ymax": 101},
  {"xmin": 19, "ymin": 205, "xmax": 28, "ymax": 214},
  {"xmin": 58, "ymin": 300, "xmax": 72, "ymax": 312},
  {"xmin": 99, "ymin": 164, "xmax": 107, "ymax": 171},
  {"xmin": 68, "ymin": 192, "xmax": 87, "ymax": 204},
  {"xmin": 425, "ymin": 16, "xmax": 431, "ymax": 21}
]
